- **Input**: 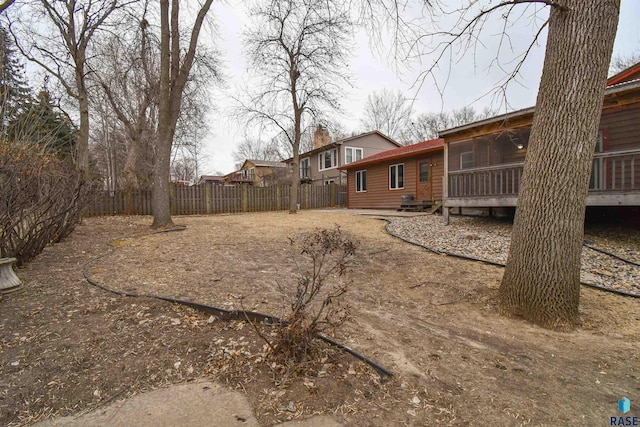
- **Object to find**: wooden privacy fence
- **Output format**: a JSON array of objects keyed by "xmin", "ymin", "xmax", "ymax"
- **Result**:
[{"xmin": 85, "ymin": 183, "xmax": 346, "ymax": 217}]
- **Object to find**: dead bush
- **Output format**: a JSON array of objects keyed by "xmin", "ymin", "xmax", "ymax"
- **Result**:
[
  {"xmin": 254, "ymin": 226, "xmax": 357, "ymax": 363},
  {"xmin": 0, "ymin": 141, "xmax": 90, "ymax": 265}
]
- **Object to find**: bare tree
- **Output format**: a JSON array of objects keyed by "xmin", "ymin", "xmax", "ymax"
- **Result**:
[
  {"xmin": 366, "ymin": 0, "xmax": 620, "ymax": 328},
  {"xmin": 232, "ymin": 138, "xmax": 281, "ymax": 167},
  {"xmin": 151, "ymin": 0, "xmax": 214, "ymax": 228},
  {"xmin": 92, "ymin": 6, "xmax": 158, "ymax": 193},
  {"xmin": 241, "ymin": 0, "xmax": 351, "ymax": 214},
  {"xmin": 610, "ymin": 51, "xmax": 640, "ymax": 75},
  {"xmin": 411, "ymin": 106, "xmax": 492, "ymax": 141},
  {"xmin": 410, "ymin": 110, "xmax": 450, "ymax": 141},
  {"xmin": 0, "ymin": 0, "xmax": 14, "ymax": 14},
  {"xmin": 360, "ymin": 88, "xmax": 414, "ymax": 144},
  {"xmin": 7, "ymin": 0, "xmax": 131, "ymax": 177},
  {"xmin": 170, "ymin": 155, "xmax": 196, "ymax": 183}
]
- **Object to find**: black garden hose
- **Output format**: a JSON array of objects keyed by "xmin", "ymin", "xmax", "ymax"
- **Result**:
[
  {"xmin": 383, "ymin": 220, "xmax": 640, "ymax": 299},
  {"xmin": 82, "ymin": 226, "xmax": 393, "ymax": 380}
]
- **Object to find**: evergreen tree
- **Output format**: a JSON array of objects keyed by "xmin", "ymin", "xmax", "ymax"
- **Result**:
[
  {"xmin": 7, "ymin": 87, "xmax": 76, "ymax": 158},
  {"xmin": 0, "ymin": 25, "xmax": 30, "ymax": 134}
]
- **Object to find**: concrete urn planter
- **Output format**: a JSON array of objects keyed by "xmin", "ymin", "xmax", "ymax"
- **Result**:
[{"xmin": 0, "ymin": 257, "xmax": 23, "ymax": 294}]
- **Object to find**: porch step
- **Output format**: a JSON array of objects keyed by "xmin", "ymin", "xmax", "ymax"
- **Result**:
[{"xmin": 398, "ymin": 200, "xmax": 432, "ymax": 212}]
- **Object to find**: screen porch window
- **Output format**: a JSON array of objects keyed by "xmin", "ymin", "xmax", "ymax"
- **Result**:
[
  {"xmin": 460, "ymin": 151, "xmax": 474, "ymax": 169},
  {"xmin": 589, "ymin": 131, "xmax": 605, "ymax": 190}
]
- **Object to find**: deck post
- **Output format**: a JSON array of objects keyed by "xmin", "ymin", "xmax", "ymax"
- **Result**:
[{"xmin": 442, "ymin": 143, "xmax": 450, "ymax": 225}]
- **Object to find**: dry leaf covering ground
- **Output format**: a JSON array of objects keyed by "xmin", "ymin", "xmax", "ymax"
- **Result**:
[{"xmin": 1, "ymin": 210, "xmax": 639, "ymax": 426}]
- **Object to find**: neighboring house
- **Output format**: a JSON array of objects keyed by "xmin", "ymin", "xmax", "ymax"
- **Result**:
[
  {"xmin": 339, "ymin": 138, "xmax": 444, "ymax": 210},
  {"xmin": 223, "ymin": 159, "xmax": 287, "ymax": 186},
  {"xmin": 197, "ymin": 175, "xmax": 225, "ymax": 186},
  {"xmin": 440, "ymin": 76, "xmax": 640, "ymax": 215},
  {"xmin": 169, "ymin": 173, "xmax": 194, "ymax": 186},
  {"xmin": 285, "ymin": 126, "xmax": 402, "ymax": 186}
]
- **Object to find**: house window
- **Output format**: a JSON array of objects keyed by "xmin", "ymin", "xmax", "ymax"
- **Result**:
[
  {"xmin": 249, "ymin": 168, "xmax": 255, "ymax": 180},
  {"xmin": 419, "ymin": 162, "xmax": 429, "ymax": 183},
  {"xmin": 460, "ymin": 151, "xmax": 474, "ymax": 169},
  {"xmin": 318, "ymin": 149, "xmax": 337, "ymax": 171},
  {"xmin": 324, "ymin": 179, "xmax": 335, "ymax": 185},
  {"xmin": 389, "ymin": 164, "xmax": 404, "ymax": 190},
  {"xmin": 300, "ymin": 157, "xmax": 310, "ymax": 178},
  {"xmin": 356, "ymin": 170, "xmax": 367, "ymax": 192},
  {"xmin": 345, "ymin": 147, "xmax": 363, "ymax": 164}
]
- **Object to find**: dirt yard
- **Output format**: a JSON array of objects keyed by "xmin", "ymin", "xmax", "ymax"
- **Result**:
[{"xmin": 1, "ymin": 211, "xmax": 639, "ymax": 426}]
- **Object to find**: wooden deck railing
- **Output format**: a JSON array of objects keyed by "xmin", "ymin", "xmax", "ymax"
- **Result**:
[
  {"xmin": 448, "ymin": 162, "xmax": 524, "ymax": 198},
  {"xmin": 448, "ymin": 149, "xmax": 640, "ymax": 198},
  {"xmin": 590, "ymin": 148, "xmax": 638, "ymax": 191}
]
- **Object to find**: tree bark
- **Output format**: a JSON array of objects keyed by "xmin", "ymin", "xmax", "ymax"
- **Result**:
[
  {"xmin": 289, "ymin": 85, "xmax": 302, "ymax": 214},
  {"xmin": 151, "ymin": 0, "xmax": 212, "ymax": 228},
  {"xmin": 76, "ymin": 73, "xmax": 90, "ymax": 177},
  {"xmin": 290, "ymin": 143, "xmax": 300, "ymax": 213},
  {"xmin": 498, "ymin": 0, "xmax": 620, "ymax": 328},
  {"xmin": 151, "ymin": 0, "xmax": 174, "ymax": 228}
]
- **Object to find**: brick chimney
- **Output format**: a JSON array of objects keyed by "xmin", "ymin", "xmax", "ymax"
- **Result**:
[{"xmin": 313, "ymin": 124, "xmax": 330, "ymax": 149}]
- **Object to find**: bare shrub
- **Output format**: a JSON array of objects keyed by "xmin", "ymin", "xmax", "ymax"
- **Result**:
[
  {"xmin": 262, "ymin": 226, "xmax": 357, "ymax": 363},
  {"xmin": 0, "ymin": 141, "xmax": 90, "ymax": 265}
]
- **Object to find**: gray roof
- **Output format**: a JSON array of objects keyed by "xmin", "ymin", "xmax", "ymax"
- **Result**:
[{"xmin": 245, "ymin": 159, "xmax": 287, "ymax": 168}]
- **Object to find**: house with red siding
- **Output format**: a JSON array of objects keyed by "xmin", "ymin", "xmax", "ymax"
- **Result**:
[
  {"xmin": 440, "ymin": 74, "xmax": 640, "ymax": 219},
  {"xmin": 339, "ymin": 138, "xmax": 444, "ymax": 210}
]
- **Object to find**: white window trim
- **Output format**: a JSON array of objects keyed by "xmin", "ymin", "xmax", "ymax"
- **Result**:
[
  {"xmin": 324, "ymin": 179, "xmax": 336, "ymax": 185},
  {"xmin": 460, "ymin": 151, "xmax": 474, "ymax": 169},
  {"xmin": 300, "ymin": 157, "xmax": 310, "ymax": 178},
  {"xmin": 318, "ymin": 148, "xmax": 338, "ymax": 171},
  {"xmin": 356, "ymin": 170, "xmax": 367, "ymax": 193},
  {"xmin": 345, "ymin": 146, "xmax": 363, "ymax": 164},
  {"xmin": 389, "ymin": 163, "xmax": 404, "ymax": 190}
]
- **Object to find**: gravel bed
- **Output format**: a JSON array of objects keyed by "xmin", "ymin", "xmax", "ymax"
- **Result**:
[{"xmin": 386, "ymin": 215, "xmax": 640, "ymax": 297}]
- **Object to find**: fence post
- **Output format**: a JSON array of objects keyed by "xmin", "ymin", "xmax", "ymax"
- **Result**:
[
  {"xmin": 330, "ymin": 183, "xmax": 336, "ymax": 207},
  {"xmin": 169, "ymin": 183, "xmax": 175, "ymax": 215},
  {"xmin": 205, "ymin": 184, "xmax": 212, "ymax": 214},
  {"xmin": 241, "ymin": 183, "xmax": 248, "ymax": 212}
]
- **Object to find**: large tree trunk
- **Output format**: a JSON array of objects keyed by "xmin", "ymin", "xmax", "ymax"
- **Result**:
[
  {"xmin": 498, "ymin": 0, "xmax": 620, "ymax": 328},
  {"xmin": 122, "ymin": 135, "xmax": 140, "ymax": 215},
  {"xmin": 151, "ymin": 131, "xmax": 173, "ymax": 227},
  {"xmin": 151, "ymin": 0, "xmax": 212, "ymax": 228},
  {"xmin": 75, "ymin": 62, "xmax": 90, "ymax": 177},
  {"xmin": 151, "ymin": 0, "xmax": 174, "ymax": 229},
  {"xmin": 290, "ymin": 144, "xmax": 300, "ymax": 214}
]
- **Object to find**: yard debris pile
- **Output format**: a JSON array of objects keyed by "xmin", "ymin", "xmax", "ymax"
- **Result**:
[{"xmin": 386, "ymin": 215, "xmax": 640, "ymax": 296}]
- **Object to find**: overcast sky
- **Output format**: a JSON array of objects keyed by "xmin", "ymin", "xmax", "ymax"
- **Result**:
[{"xmin": 201, "ymin": 1, "xmax": 640, "ymax": 175}]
